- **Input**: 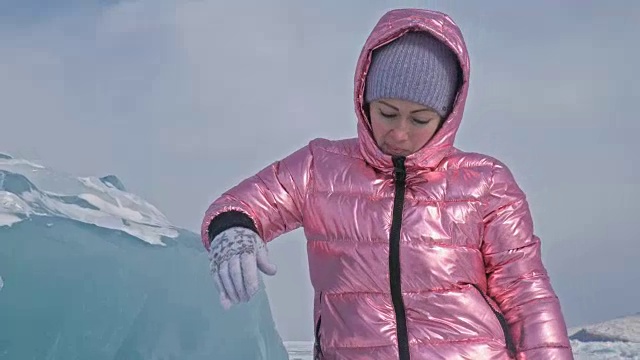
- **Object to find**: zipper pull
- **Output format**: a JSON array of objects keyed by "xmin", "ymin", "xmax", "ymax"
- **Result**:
[{"xmin": 392, "ymin": 156, "xmax": 406, "ymax": 183}]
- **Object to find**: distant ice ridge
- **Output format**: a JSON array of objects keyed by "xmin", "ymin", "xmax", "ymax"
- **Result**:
[
  {"xmin": 284, "ymin": 341, "xmax": 313, "ymax": 360},
  {"xmin": 570, "ymin": 341, "xmax": 640, "ymax": 360},
  {"xmin": 0, "ymin": 153, "xmax": 178, "ymax": 245},
  {"xmin": 569, "ymin": 313, "xmax": 640, "ymax": 343},
  {"xmin": 568, "ymin": 313, "xmax": 640, "ymax": 359}
]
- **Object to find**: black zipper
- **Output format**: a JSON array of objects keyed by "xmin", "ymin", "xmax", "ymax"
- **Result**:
[
  {"xmin": 314, "ymin": 292, "xmax": 323, "ymax": 359},
  {"xmin": 390, "ymin": 156, "xmax": 410, "ymax": 360},
  {"xmin": 471, "ymin": 284, "xmax": 516, "ymax": 357}
]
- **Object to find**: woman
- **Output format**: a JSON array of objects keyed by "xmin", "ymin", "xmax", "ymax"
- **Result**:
[{"xmin": 201, "ymin": 8, "xmax": 573, "ymax": 360}]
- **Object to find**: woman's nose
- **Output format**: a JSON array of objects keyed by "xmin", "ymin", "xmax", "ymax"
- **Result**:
[{"xmin": 389, "ymin": 120, "xmax": 410, "ymax": 142}]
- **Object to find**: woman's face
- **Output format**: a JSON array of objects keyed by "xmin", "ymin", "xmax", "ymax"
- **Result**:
[{"xmin": 368, "ymin": 98, "xmax": 443, "ymax": 157}]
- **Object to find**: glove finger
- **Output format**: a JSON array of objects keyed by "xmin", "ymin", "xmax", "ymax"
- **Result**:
[
  {"xmin": 229, "ymin": 256, "xmax": 248, "ymax": 302},
  {"xmin": 218, "ymin": 260, "xmax": 240, "ymax": 304},
  {"xmin": 213, "ymin": 271, "xmax": 233, "ymax": 310},
  {"xmin": 241, "ymin": 252, "xmax": 260, "ymax": 297},
  {"xmin": 256, "ymin": 245, "xmax": 277, "ymax": 276}
]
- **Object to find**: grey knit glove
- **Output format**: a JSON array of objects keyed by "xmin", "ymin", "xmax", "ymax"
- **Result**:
[{"xmin": 208, "ymin": 227, "xmax": 277, "ymax": 309}]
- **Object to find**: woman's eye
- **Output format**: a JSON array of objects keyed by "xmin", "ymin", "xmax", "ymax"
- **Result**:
[
  {"xmin": 379, "ymin": 111, "xmax": 396, "ymax": 118},
  {"xmin": 413, "ymin": 118, "xmax": 431, "ymax": 125}
]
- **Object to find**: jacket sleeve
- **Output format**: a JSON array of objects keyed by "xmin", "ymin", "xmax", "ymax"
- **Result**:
[
  {"xmin": 481, "ymin": 160, "xmax": 573, "ymax": 359},
  {"xmin": 200, "ymin": 144, "xmax": 314, "ymax": 251}
]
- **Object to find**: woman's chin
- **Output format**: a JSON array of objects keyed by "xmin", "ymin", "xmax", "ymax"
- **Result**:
[{"xmin": 382, "ymin": 145, "xmax": 412, "ymax": 157}]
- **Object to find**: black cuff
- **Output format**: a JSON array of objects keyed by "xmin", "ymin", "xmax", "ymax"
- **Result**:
[{"xmin": 207, "ymin": 210, "xmax": 259, "ymax": 245}]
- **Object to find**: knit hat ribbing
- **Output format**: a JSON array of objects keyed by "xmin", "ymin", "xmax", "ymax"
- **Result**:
[{"xmin": 365, "ymin": 31, "xmax": 460, "ymax": 117}]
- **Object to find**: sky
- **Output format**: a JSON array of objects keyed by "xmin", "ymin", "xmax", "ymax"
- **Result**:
[{"xmin": 1, "ymin": 0, "xmax": 638, "ymax": 341}]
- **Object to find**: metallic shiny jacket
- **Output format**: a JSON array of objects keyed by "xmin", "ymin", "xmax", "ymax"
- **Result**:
[{"xmin": 202, "ymin": 8, "xmax": 573, "ymax": 360}]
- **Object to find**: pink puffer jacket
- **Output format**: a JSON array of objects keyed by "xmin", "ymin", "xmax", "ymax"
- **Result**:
[{"xmin": 202, "ymin": 8, "xmax": 573, "ymax": 360}]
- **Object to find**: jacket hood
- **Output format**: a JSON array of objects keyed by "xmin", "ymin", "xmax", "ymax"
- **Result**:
[{"xmin": 354, "ymin": 8, "xmax": 471, "ymax": 173}]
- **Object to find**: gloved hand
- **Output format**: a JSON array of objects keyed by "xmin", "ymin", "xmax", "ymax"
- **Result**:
[{"xmin": 208, "ymin": 227, "xmax": 277, "ymax": 309}]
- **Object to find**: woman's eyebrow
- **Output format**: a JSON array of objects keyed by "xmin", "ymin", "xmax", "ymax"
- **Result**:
[{"xmin": 378, "ymin": 100, "xmax": 399, "ymax": 111}]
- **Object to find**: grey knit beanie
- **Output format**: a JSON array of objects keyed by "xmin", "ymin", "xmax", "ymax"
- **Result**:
[{"xmin": 365, "ymin": 31, "xmax": 460, "ymax": 117}]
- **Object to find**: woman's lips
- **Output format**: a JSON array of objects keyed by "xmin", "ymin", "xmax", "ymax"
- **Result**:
[{"xmin": 384, "ymin": 143, "xmax": 409, "ymax": 155}]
